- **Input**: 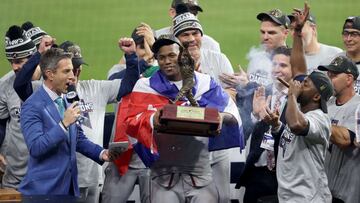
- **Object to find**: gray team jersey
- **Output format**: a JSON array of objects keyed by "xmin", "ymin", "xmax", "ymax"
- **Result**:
[
  {"xmin": 0, "ymin": 72, "xmax": 29, "ymax": 189},
  {"xmin": 75, "ymin": 79, "xmax": 120, "ymax": 187},
  {"xmin": 305, "ymin": 43, "xmax": 342, "ymax": 73},
  {"xmin": 151, "ymin": 133, "xmax": 212, "ymax": 187},
  {"xmin": 155, "ymin": 26, "xmax": 221, "ymax": 53},
  {"xmin": 325, "ymin": 95, "xmax": 360, "ymax": 203},
  {"xmin": 277, "ymin": 109, "xmax": 332, "ymax": 203},
  {"xmin": 199, "ymin": 48, "xmax": 234, "ymax": 87},
  {"xmin": 198, "ymin": 49, "xmax": 235, "ymax": 163}
]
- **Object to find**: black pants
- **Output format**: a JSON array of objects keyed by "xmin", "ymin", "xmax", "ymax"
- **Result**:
[{"xmin": 243, "ymin": 167, "xmax": 278, "ymax": 203}]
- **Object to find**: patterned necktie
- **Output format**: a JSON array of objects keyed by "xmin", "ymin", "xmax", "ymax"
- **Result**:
[
  {"xmin": 266, "ymin": 91, "xmax": 283, "ymax": 171},
  {"xmin": 55, "ymin": 97, "xmax": 65, "ymax": 118},
  {"xmin": 273, "ymin": 91, "xmax": 283, "ymax": 112}
]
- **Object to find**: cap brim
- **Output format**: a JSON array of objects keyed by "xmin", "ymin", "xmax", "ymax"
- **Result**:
[
  {"xmin": 152, "ymin": 38, "xmax": 180, "ymax": 54},
  {"xmin": 318, "ymin": 64, "xmax": 340, "ymax": 73},
  {"xmin": 72, "ymin": 58, "xmax": 88, "ymax": 68},
  {"xmin": 257, "ymin": 13, "xmax": 283, "ymax": 26}
]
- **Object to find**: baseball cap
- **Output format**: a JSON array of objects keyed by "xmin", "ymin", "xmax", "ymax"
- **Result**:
[
  {"xmin": 151, "ymin": 34, "xmax": 180, "ymax": 55},
  {"xmin": 343, "ymin": 16, "xmax": 360, "ymax": 30},
  {"xmin": 307, "ymin": 71, "xmax": 334, "ymax": 113},
  {"xmin": 59, "ymin": 41, "xmax": 88, "ymax": 68},
  {"xmin": 257, "ymin": 9, "xmax": 291, "ymax": 28},
  {"xmin": 171, "ymin": 0, "xmax": 203, "ymax": 12},
  {"xmin": 318, "ymin": 56, "xmax": 359, "ymax": 79},
  {"xmin": 288, "ymin": 13, "xmax": 316, "ymax": 25}
]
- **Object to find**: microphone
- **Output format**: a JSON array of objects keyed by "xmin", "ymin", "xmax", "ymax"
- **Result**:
[
  {"xmin": 66, "ymin": 84, "xmax": 83, "ymax": 125},
  {"xmin": 66, "ymin": 84, "xmax": 80, "ymax": 103}
]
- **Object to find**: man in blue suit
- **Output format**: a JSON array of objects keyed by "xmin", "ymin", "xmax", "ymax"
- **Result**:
[{"xmin": 19, "ymin": 48, "xmax": 113, "ymax": 196}]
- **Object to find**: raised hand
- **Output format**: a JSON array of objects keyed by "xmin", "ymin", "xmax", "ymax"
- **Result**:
[
  {"xmin": 219, "ymin": 65, "xmax": 249, "ymax": 88},
  {"xmin": 292, "ymin": 2, "xmax": 310, "ymax": 32},
  {"xmin": 288, "ymin": 79, "xmax": 302, "ymax": 98},
  {"xmin": 253, "ymin": 86, "xmax": 271, "ymax": 120},
  {"xmin": 136, "ymin": 22, "xmax": 155, "ymax": 47},
  {"xmin": 118, "ymin": 37, "xmax": 136, "ymax": 55},
  {"xmin": 136, "ymin": 23, "xmax": 155, "ymax": 64},
  {"xmin": 38, "ymin": 35, "xmax": 56, "ymax": 53},
  {"xmin": 263, "ymin": 107, "xmax": 281, "ymax": 128}
]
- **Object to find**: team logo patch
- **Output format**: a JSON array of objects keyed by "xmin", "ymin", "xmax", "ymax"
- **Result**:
[{"xmin": 270, "ymin": 9, "xmax": 282, "ymax": 18}]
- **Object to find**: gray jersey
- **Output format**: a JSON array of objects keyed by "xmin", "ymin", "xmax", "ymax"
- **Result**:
[
  {"xmin": 155, "ymin": 26, "xmax": 221, "ymax": 53},
  {"xmin": 199, "ymin": 48, "xmax": 234, "ymax": 88},
  {"xmin": 151, "ymin": 133, "xmax": 212, "ymax": 187},
  {"xmin": 355, "ymin": 63, "xmax": 360, "ymax": 95},
  {"xmin": 0, "ymin": 72, "xmax": 29, "ymax": 189},
  {"xmin": 75, "ymin": 79, "xmax": 120, "ymax": 187},
  {"xmin": 325, "ymin": 95, "xmax": 360, "ymax": 203},
  {"xmin": 277, "ymin": 109, "xmax": 331, "ymax": 203},
  {"xmin": 305, "ymin": 43, "xmax": 342, "ymax": 73}
]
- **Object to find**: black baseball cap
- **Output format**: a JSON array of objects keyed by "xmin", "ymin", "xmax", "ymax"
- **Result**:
[
  {"xmin": 59, "ymin": 41, "xmax": 88, "ymax": 68},
  {"xmin": 307, "ymin": 71, "xmax": 334, "ymax": 113},
  {"xmin": 151, "ymin": 34, "xmax": 181, "ymax": 55},
  {"xmin": 318, "ymin": 56, "xmax": 359, "ymax": 79},
  {"xmin": 171, "ymin": 0, "xmax": 203, "ymax": 12},
  {"xmin": 288, "ymin": 13, "xmax": 316, "ymax": 25},
  {"xmin": 257, "ymin": 9, "xmax": 291, "ymax": 29},
  {"xmin": 343, "ymin": 16, "xmax": 360, "ymax": 31}
]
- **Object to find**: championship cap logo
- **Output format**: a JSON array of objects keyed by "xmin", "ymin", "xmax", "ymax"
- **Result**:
[
  {"xmin": 67, "ymin": 45, "xmax": 82, "ymax": 58},
  {"xmin": 330, "ymin": 56, "xmax": 343, "ymax": 67},
  {"xmin": 270, "ymin": 9, "xmax": 282, "ymax": 18}
]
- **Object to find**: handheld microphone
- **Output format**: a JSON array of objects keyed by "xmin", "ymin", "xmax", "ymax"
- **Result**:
[
  {"xmin": 66, "ymin": 84, "xmax": 80, "ymax": 103},
  {"xmin": 66, "ymin": 84, "xmax": 83, "ymax": 125}
]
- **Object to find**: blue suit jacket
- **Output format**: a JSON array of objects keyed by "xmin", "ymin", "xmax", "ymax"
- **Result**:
[{"xmin": 19, "ymin": 85, "xmax": 104, "ymax": 196}]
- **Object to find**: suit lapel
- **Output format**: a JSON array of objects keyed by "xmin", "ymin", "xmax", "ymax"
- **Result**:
[
  {"xmin": 40, "ymin": 86, "xmax": 71, "ymax": 145},
  {"xmin": 39, "ymin": 86, "xmax": 62, "ymax": 122}
]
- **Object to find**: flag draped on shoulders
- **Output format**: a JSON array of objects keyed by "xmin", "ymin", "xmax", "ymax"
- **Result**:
[{"xmin": 114, "ymin": 70, "xmax": 244, "ymax": 175}]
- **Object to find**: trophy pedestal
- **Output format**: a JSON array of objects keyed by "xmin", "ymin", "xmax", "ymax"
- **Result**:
[
  {"xmin": 0, "ymin": 188, "xmax": 21, "ymax": 202},
  {"xmin": 157, "ymin": 104, "xmax": 220, "ymax": 137}
]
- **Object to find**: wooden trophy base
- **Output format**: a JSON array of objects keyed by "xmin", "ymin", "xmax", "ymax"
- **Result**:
[
  {"xmin": 0, "ymin": 188, "xmax": 21, "ymax": 202},
  {"xmin": 158, "ymin": 104, "xmax": 220, "ymax": 137}
]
